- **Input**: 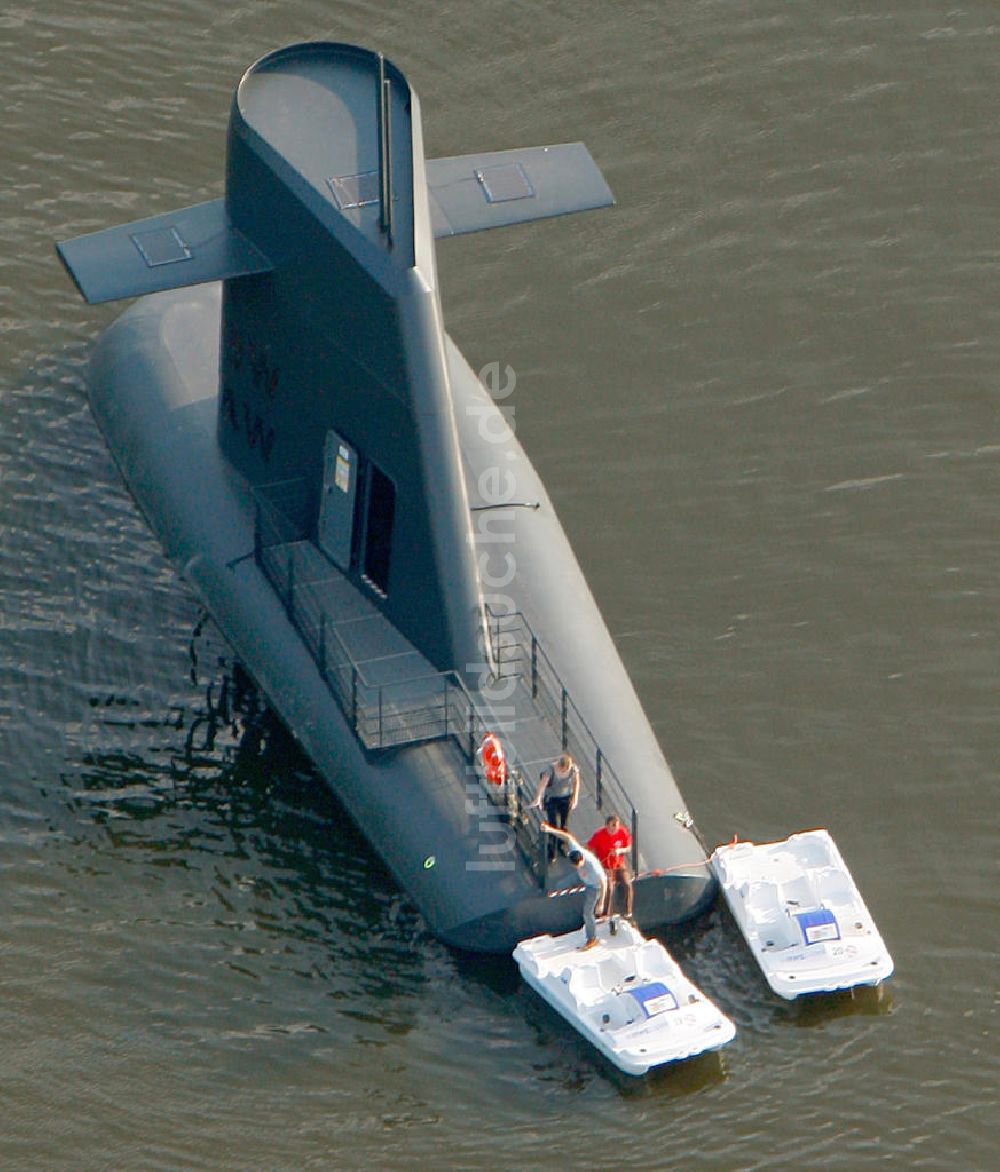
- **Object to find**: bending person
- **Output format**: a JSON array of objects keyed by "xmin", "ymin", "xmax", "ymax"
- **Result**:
[{"xmin": 542, "ymin": 824, "xmax": 608, "ymax": 951}]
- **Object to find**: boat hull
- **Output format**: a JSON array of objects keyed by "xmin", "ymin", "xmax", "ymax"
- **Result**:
[
  {"xmin": 514, "ymin": 920, "xmax": 736, "ymax": 1075},
  {"xmin": 711, "ymin": 830, "xmax": 894, "ymax": 999}
]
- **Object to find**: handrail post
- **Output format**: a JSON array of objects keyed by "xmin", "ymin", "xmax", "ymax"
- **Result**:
[
  {"xmin": 494, "ymin": 614, "xmax": 504, "ymax": 679},
  {"xmin": 631, "ymin": 807, "xmax": 639, "ymax": 873},
  {"xmin": 467, "ymin": 704, "xmax": 475, "ymax": 761},
  {"xmin": 560, "ymin": 687, "xmax": 568, "ymax": 750},
  {"xmin": 351, "ymin": 666, "xmax": 359, "ymax": 735},
  {"xmin": 442, "ymin": 676, "xmax": 449, "ymax": 736},
  {"xmin": 595, "ymin": 747, "xmax": 603, "ymax": 810},
  {"xmin": 507, "ymin": 767, "xmax": 520, "ymax": 824},
  {"xmin": 285, "ymin": 550, "xmax": 295, "ymax": 621},
  {"xmin": 531, "ymin": 635, "xmax": 538, "ymax": 698},
  {"xmin": 318, "ymin": 612, "xmax": 327, "ymax": 681}
]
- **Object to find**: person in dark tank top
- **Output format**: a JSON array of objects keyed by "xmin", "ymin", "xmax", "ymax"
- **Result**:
[{"xmin": 530, "ymin": 753, "xmax": 580, "ymax": 858}]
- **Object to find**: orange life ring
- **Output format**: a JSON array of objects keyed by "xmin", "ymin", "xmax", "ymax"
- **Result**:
[{"xmin": 480, "ymin": 732, "xmax": 507, "ymax": 786}]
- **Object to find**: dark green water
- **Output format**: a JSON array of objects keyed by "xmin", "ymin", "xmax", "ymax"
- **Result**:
[{"xmin": 1, "ymin": 2, "xmax": 996, "ymax": 1168}]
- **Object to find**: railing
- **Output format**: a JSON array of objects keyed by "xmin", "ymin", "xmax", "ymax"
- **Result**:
[
  {"xmin": 251, "ymin": 479, "xmax": 640, "ymax": 881},
  {"xmin": 253, "ymin": 480, "xmax": 442, "ymax": 751},
  {"xmin": 485, "ymin": 605, "xmax": 640, "ymax": 872},
  {"xmin": 251, "ymin": 481, "xmax": 551, "ymax": 879}
]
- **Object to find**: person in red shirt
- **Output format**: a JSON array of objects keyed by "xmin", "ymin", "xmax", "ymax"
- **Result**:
[{"xmin": 587, "ymin": 813, "xmax": 633, "ymax": 919}]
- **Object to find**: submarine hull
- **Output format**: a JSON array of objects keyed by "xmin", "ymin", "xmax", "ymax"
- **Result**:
[{"xmin": 86, "ymin": 282, "xmax": 715, "ymax": 952}]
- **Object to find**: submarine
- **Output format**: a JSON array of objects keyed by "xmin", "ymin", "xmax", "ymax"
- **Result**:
[{"xmin": 57, "ymin": 42, "xmax": 715, "ymax": 953}]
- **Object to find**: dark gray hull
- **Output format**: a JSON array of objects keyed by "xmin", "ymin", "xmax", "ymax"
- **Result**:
[
  {"xmin": 88, "ymin": 283, "xmax": 715, "ymax": 952},
  {"xmin": 60, "ymin": 42, "xmax": 717, "ymax": 952}
]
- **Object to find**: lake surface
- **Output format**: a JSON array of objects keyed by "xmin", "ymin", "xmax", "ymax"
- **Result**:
[{"xmin": 1, "ymin": 2, "xmax": 996, "ymax": 1168}]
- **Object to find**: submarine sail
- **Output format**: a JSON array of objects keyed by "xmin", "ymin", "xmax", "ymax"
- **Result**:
[{"xmin": 57, "ymin": 42, "xmax": 716, "ymax": 952}]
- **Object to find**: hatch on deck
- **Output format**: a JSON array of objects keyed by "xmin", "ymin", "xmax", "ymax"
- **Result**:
[
  {"xmin": 328, "ymin": 171, "xmax": 380, "ymax": 210},
  {"xmin": 476, "ymin": 163, "xmax": 534, "ymax": 204},
  {"xmin": 131, "ymin": 226, "xmax": 193, "ymax": 267}
]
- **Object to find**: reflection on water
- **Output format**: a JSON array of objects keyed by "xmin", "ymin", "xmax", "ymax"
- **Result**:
[
  {"xmin": 42, "ymin": 605, "xmax": 429, "ymax": 1012},
  {"xmin": 621, "ymin": 1049, "xmax": 730, "ymax": 1101},
  {"xmin": 518, "ymin": 980, "xmax": 731, "ymax": 1100},
  {"xmin": 784, "ymin": 983, "xmax": 893, "ymax": 1029}
]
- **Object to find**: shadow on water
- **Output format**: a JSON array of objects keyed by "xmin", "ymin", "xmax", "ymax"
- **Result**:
[
  {"xmin": 62, "ymin": 618, "xmax": 437, "ymax": 985},
  {"xmin": 451, "ymin": 948, "xmax": 523, "ymax": 996},
  {"xmin": 514, "ymin": 979, "xmax": 730, "ymax": 1097},
  {"xmin": 779, "ymin": 982, "xmax": 893, "ymax": 1026},
  {"xmin": 616, "ymin": 1049, "xmax": 729, "ymax": 1100}
]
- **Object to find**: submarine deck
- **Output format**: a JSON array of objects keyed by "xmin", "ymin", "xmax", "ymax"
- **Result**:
[{"xmin": 256, "ymin": 521, "xmax": 646, "ymax": 889}]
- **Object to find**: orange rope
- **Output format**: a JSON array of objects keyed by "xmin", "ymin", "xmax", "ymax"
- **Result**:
[
  {"xmin": 550, "ymin": 857, "xmax": 712, "ymax": 894},
  {"xmin": 548, "ymin": 834, "xmax": 750, "ymax": 894},
  {"xmin": 636, "ymin": 832, "xmax": 748, "ymax": 879}
]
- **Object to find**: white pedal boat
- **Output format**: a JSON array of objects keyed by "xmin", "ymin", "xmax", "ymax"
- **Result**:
[
  {"xmin": 710, "ymin": 829, "xmax": 894, "ymax": 1000},
  {"xmin": 513, "ymin": 919, "xmax": 736, "ymax": 1075}
]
